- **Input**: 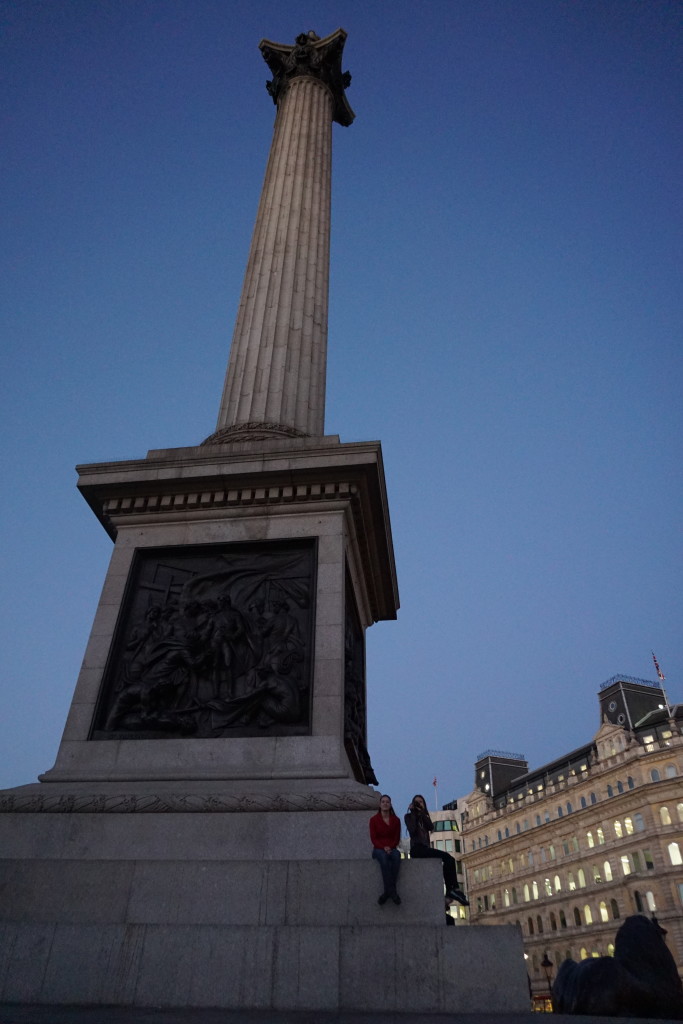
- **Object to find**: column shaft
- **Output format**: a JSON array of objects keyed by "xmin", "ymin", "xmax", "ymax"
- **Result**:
[{"xmin": 216, "ymin": 76, "xmax": 334, "ymax": 437}]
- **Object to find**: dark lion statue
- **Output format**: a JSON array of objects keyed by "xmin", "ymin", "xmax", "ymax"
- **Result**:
[{"xmin": 552, "ymin": 915, "xmax": 683, "ymax": 1019}]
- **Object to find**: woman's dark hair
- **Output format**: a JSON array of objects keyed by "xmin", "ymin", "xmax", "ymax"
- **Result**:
[{"xmin": 412, "ymin": 794, "xmax": 427, "ymax": 809}]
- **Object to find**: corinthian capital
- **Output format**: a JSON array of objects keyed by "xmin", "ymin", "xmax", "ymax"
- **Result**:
[{"xmin": 260, "ymin": 28, "xmax": 354, "ymax": 126}]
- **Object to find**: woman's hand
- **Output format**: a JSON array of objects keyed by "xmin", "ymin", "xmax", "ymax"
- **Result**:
[{"xmin": 384, "ymin": 846, "xmax": 391, "ymax": 853}]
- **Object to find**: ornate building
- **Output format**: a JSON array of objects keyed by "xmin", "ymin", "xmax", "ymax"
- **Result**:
[{"xmin": 461, "ymin": 676, "xmax": 683, "ymax": 1003}]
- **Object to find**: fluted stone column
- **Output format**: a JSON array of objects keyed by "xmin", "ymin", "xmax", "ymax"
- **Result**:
[{"xmin": 210, "ymin": 30, "xmax": 354, "ymax": 444}]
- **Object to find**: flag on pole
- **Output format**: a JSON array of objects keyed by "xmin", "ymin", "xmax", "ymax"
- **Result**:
[
  {"xmin": 433, "ymin": 776, "xmax": 437, "ymax": 787},
  {"xmin": 652, "ymin": 651, "xmax": 665, "ymax": 681}
]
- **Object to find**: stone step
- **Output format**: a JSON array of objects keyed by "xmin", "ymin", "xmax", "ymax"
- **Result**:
[
  {"xmin": 0, "ymin": 921, "xmax": 526, "ymax": 1013},
  {"xmin": 0, "ymin": 858, "xmax": 448, "ymax": 927}
]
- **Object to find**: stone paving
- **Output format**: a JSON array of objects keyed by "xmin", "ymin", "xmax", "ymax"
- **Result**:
[{"xmin": 0, "ymin": 1008, "xmax": 672, "ymax": 1024}]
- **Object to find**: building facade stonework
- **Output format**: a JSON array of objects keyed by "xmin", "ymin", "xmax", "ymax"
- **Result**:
[{"xmin": 461, "ymin": 676, "xmax": 683, "ymax": 1001}]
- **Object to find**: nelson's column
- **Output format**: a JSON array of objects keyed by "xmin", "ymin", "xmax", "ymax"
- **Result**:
[{"xmin": 0, "ymin": 31, "xmax": 527, "ymax": 1013}]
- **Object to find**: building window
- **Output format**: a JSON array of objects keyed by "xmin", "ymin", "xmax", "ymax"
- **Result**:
[
  {"xmin": 617, "ymin": 781, "xmax": 624, "ymax": 794},
  {"xmin": 620, "ymin": 855, "xmax": 631, "ymax": 876},
  {"xmin": 580, "ymin": 947, "xmax": 588, "ymax": 960},
  {"xmin": 559, "ymin": 909, "xmax": 567, "ymax": 929},
  {"xmin": 557, "ymin": 807, "xmax": 563, "ymax": 818},
  {"xmin": 624, "ymin": 817, "xmax": 634, "ymax": 835},
  {"xmin": 584, "ymin": 905, "xmax": 593, "ymax": 924},
  {"xmin": 646, "ymin": 891, "xmax": 656, "ymax": 912},
  {"xmin": 660, "ymin": 806, "xmax": 672, "ymax": 825},
  {"xmin": 665, "ymin": 764, "xmax": 677, "ymax": 778},
  {"xmin": 540, "ymin": 848, "xmax": 547, "ymax": 863},
  {"xmin": 667, "ymin": 842, "xmax": 682, "ymax": 866},
  {"xmin": 512, "ymin": 887, "xmax": 518, "ymax": 905},
  {"xmin": 505, "ymin": 827, "xmax": 510, "ymax": 838},
  {"xmin": 597, "ymin": 827, "xmax": 605, "ymax": 845},
  {"xmin": 634, "ymin": 813, "xmax": 645, "ymax": 831},
  {"xmin": 549, "ymin": 845, "xmax": 556, "ymax": 860},
  {"xmin": 607, "ymin": 943, "xmax": 615, "ymax": 956},
  {"xmin": 554, "ymin": 874, "xmax": 562, "ymax": 892},
  {"xmin": 590, "ymin": 792, "xmax": 597, "ymax": 804},
  {"xmin": 592, "ymin": 864, "xmax": 601, "ymax": 883},
  {"xmin": 550, "ymin": 912, "xmax": 557, "ymax": 931},
  {"xmin": 603, "ymin": 860, "xmax": 613, "ymax": 881},
  {"xmin": 580, "ymin": 796, "xmax": 587, "ymax": 809},
  {"xmin": 504, "ymin": 888, "xmax": 510, "ymax": 907},
  {"xmin": 497, "ymin": 829, "xmax": 502, "ymax": 841},
  {"xmin": 528, "ymin": 851, "xmax": 534, "ymax": 866},
  {"xmin": 627, "ymin": 777, "xmax": 634, "ymax": 790},
  {"xmin": 599, "ymin": 901, "xmax": 609, "ymax": 922},
  {"xmin": 643, "ymin": 849, "xmax": 655, "ymax": 870},
  {"xmin": 634, "ymin": 891, "xmax": 643, "ymax": 913},
  {"xmin": 643, "ymin": 735, "xmax": 655, "ymax": 753},
  {"xmin": 677, "ymin": 883, "xmax": 683, "ymax": 908},
  {"xmin": 610, "ymin": 898, "xmax": 619, "ymax": 919},
  {"xmin": 586, "ymin": 831, "xmax": 594, "ymax": 848},
  {"xmin": 535, "ymin": 814, "xmax": 541, "ymax": 827},
  {"xmin": 536, "ymin": 914, "xmax": 543, "ymax": 934},
  {"xmin": 571, "ymin": 837, "xmax": 579, "ymax": 853},
  {"xmin": 568, "ymin": 872, "xmax": 576, "ymax": 891},
  {"xmin": 631, "ymin": 851, "xmax": 642, "ymax": 872},
  {"xmin": 516, "ymin": 823, "xmax": 521, "ymax": 834},
  {"xmin": 563, "ymin": 840, "xmax": 570, "ymax": 856},
  {"xmin": 544, "ymin": 878, "xmax": 553, "ymax": 896},
  {"xmin": 545, "ymin": 811, "xmax": 551, "ymax": 823},
  {"xmin": 607, "ymin": 785, "xmax": 613, "ymax": 798},
  {"xmin": 574, "ymin": 907, "xmax": 582, "ymax": 926},
  {"xmin": 524, "ymin": 884, "xmax": 530, "ymax": 902},
  {"xmin": 566, "ymin": 802, "xmax": 572, "ymax": 814},
  {"xmin": 532, "ymin": 880, "xmax": 539, "ymax": 900},
  {"xmin": 577, "ymin": 869, "xmax": 586, "ymax": 888},
  {"xmin": 528, "ymin": 916, "xmax": 534, "ymax": 935},
  {"xmin": 650, "ymin": 769, "xmax": 661, "ymax": 782},
  {"xmin": 614, "ymin": 821, "xmax": 623, "ymax": 839},
  {"xmin": 678, "ymin": 803, "xmax": 683, "ymax": 823}
]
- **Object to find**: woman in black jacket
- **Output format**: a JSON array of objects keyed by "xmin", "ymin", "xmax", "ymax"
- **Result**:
[{"xmin": 405, "ymin": 794, "xmax": 469, "ymax": 906}]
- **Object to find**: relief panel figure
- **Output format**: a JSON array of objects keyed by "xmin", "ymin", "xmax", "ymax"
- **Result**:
[{"xmin": 92, "ymin": 540, "xmax": 315, "ymax": 739}]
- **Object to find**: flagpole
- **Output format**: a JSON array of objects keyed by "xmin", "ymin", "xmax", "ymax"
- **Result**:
[
  {"xmin": 433, "ymin": 776, "xmax": 438, "ymax": 811},
  {"xmin": 652, "ymin": 652, "xmax": 673, "ymax": 717}
]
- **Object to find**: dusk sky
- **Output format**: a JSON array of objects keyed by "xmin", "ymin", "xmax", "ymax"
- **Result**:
[{"xmin": 2, "ymin": 0, "xmax": 681, "ymax": 821}]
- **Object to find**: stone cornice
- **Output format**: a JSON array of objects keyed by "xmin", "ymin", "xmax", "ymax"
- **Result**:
[{"xmin": 0, "ymin": 789, "xmax": 379, "ymax": 813}]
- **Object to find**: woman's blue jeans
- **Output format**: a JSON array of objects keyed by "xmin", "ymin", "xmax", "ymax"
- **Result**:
[{"xmin": 372, "ymin": 847, "xmax": 401, "ymax": 894}]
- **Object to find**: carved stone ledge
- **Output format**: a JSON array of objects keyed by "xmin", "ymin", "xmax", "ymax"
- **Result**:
[
  {"xmin": 102, "ymin": 482, "xmax": 356, "ymax": 517},
  {"xmin": 201, "ymin": 422, "xmax": 308, "ymax": 445},
  {"xmin": 0, "ymin": 789, "xmax": 379, "ymax": 813}
]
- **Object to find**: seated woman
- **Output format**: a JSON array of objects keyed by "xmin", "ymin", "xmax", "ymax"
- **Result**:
[
  {"xmin": 404, "ymin": 794, "xmax": 469, "ymax": 906},
  {"xmin": 369, "ymin": 794, "xmax": 402, "ymax": 905}
]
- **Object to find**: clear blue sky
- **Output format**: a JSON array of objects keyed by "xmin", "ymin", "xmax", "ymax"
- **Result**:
[{"xmin": 2, "ymin": 0, "xmax": 681, "ymax": 819}]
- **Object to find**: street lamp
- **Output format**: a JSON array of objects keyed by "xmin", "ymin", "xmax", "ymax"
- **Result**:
[{"xmin": 540, "ymin": 952, "xmax": 553, "ymax": 1004}]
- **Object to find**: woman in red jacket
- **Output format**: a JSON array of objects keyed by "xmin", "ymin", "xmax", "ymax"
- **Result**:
[{"xmin": 369, "ymin": 794, "xmax": 402, "ymax": 905}]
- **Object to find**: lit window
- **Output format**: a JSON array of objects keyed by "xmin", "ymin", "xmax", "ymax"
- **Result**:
[
  {"xmin": 524, "ymin": 884, "xmax": 530, "ymax": 902},
  {"xmin": 554, "ymin": 874, "xmax": 562, "ymax": 892},
  {"xmin": 678, "ymin": 803, "xmax": 683, "ymax": 823},
  {"xmin": 586, "ymin": 831, "xmax": 594, "ymax": 848},
  {"xmin": 603, "ymin": 860, "xmax": 613, "ymax": 881},
  {"xmin": 544, "ymin": 878, "xmax": 553, "ymax": 896},
  {"xmin": 599, "ymin": 901, "xmax": 609, "ymax": 922},
  {"xmin": 580, "ymin": 947, "xmax": 588, "ymax": 961},
  {"xmin": 621, "ymin": 854, "xmax": 631, "ymax": 876},
  {"xmin": 549, "ymin": 845, "xmax": 556, "ymax": 860},
  {"xmin": 532, "ymin": 880, "xmax": 539, "ymax": 900},
  {"xmin": 504, "ymin": 888, "xmax": 510, "ymax": 907},
  {"xmin": 597, "ymin": 827, "xmax": 605, "ymax": 845},
  {"xmin": 660, "ymin": 806, "xmax": 672, "ymax": 825},
  {"xmin": 592, "ymin": 864, "xmax": 601, "ymax": 883},
  {"xmin": 607, "ymin": 943, "xmax": 615, "ymax": 956},
  {"xmin": 584, "ymin": 905, "xmax": 593, "ymax": 924},
  {"xmin": 577, "ymin": 869, "xmax": 586, "ymax": 888},
  {"xmin": 643, "ymin": 735, "xmax": 655, "ymax": 753},
  {"xmin": 614, "ymin": 820, "xmax": 623, "ymax": 838},
  {"xmin": 667, "ymin": 842, "xmax": 682, "ymax": 866},
  {"xmin": 568, "ymin": 872, "xmax": 576, "ymax": 891},
  {"xmin": 646, "ymin": 891, "xmax": 656, "ymax": 912}
]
